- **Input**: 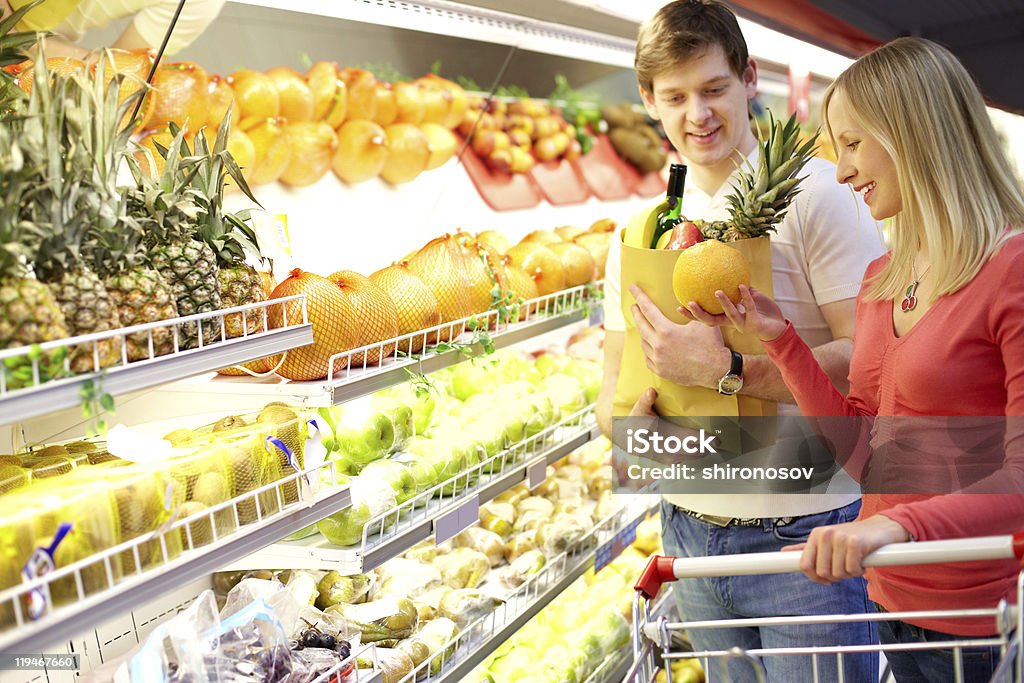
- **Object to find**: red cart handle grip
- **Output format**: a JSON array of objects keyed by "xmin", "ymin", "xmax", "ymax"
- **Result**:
[
  {"xmin": 634, "ymin": 555, "xmax": 677, "ymax": 601},
  {"xmin": 1014, "ymin": 531, "xmax": 1024, "ymax": 565}
]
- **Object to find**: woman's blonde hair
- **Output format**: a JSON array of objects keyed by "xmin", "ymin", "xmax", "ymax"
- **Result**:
[{"xmin": 822, "ymin": 37, "xmax": 1024, "ymax": 302}]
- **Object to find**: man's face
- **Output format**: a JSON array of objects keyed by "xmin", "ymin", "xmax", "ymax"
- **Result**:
[{"xmin": 640, "ymin": 44, "xmax": 757, "ymax": 170}]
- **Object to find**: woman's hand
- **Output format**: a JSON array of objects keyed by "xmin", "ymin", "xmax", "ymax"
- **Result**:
[
  {"xmin": 681, "ymin": 285, "xmax": 788, "ymax": 342},
  {"xmin": 781, "ymin": 515, "xmax": 912, "ymax": 584}
]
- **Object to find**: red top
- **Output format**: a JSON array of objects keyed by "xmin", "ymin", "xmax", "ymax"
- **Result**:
[{"xmin": 763, "ymin": 232, "xmax": 1024, "ymax": 635}]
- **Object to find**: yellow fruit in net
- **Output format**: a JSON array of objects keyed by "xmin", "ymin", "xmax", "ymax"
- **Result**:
[{"xmin": 671, "ymin": 240, "xmax": 751, "ymax": 315}]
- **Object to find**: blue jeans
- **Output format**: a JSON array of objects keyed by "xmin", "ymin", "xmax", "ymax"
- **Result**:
[
  {"xmin": 659, "ymin": 499, "xmax": 878, "ymax": 683},
  {"xmin": 876, "ymin": 604, "xmax": 1001, "ymax": 682}
]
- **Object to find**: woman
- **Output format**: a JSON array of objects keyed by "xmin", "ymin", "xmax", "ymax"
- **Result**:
[{"xmin": 682, "ymin": 37, "xmax": 1024, "ymax": 681}]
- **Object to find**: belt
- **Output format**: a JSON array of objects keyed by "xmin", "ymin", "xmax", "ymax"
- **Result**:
[{"xmin": 674, "ymin": 504, "xmax": 796, "ymax": 528}]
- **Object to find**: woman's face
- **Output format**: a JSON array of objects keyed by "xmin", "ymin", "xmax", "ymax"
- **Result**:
[{"xmin": 827, "ymin": 89, "xmax": 902, "ymax": 220}]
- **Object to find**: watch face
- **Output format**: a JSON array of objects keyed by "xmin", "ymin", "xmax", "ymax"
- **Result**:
[{"xmin": 718, "ymin": 374, "xmax": 743, "ymax": 395}]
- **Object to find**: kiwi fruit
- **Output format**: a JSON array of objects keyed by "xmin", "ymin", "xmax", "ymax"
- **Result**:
[{"xmin": 213, "ymin": 415, "xmax": 248, "ymax": 432}]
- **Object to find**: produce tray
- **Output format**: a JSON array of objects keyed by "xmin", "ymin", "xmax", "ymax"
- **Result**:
[
  {"xmin": 572, "ymin": 134, "xmax": 637, "ymax": 201},
  {"xmin": 225, "ymin": 406, "xmax": 602, "ymax": 575},
  {"xmin": 173, "ymin": 282, "xmax": 601, "ymax": 408},
  {"xmin": 457, "ymin": 137, "xmax": 542, "ymax": 212},
  {"xmin": 527, "ymin": 158, "xmax": 592, "ymax": 206},
  {"xmin": 393, "ymin": 495, "xmax": 659, "ymax": 682},
  {"xmin": 0, "ymin": 459, "xmax": 352, "ymax": 654},
  {"xmin": 0, "ymin": 295, "xmax": 312, "ymax": 426}
]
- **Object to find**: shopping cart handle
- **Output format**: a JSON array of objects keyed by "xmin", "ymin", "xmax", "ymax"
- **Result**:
[
  {"xmin": 649, "ymin": 532, "xmax": 1024, "ymax": 581},
  {"xmin": 634, "ymin": 555, "xmax": 677, "ymax": 601}
]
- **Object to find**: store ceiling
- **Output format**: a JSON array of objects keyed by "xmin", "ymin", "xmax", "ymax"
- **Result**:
[{"xmin": 724, "ymin": 0, "xmax": 1024, "ymax": 114}]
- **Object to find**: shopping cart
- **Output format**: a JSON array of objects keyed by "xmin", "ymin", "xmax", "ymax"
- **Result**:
[{"xmin": 625, "ymin": 533, "xmax": 1024, "ymax": 683}]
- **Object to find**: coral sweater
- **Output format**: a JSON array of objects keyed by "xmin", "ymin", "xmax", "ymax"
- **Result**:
[{"xmin": 763, "ymin": 233, "xmax": 1024, "ymax": 636}]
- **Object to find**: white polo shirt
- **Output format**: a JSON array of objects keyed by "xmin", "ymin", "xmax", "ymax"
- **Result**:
[
  {"xmin": 55, "ymin": 0, "xmax": 225, "ymax": 55},
  {"xmin": 605, "ymin": 152, "xmax": 886, "ymax": 517}
]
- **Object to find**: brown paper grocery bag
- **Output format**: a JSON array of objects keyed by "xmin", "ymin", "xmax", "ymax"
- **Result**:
[{"xmin": 613, "ymin": 219, "xmax": 777, "ymax": 452}]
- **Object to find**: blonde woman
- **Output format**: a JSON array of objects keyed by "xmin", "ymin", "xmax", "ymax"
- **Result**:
[{"xmin": 682, "ymin": 37, "xmax": 1024, "ymax": 681}]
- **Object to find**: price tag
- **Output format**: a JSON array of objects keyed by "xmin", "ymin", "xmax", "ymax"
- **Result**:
[
  {"xmin": 527, "ymin": 460, "xmax": 547, "ymax": 489},
  {"xmin": 22, "ymin": 522, "xmax": 72, "ymax": 619},
  {"xmin": 434, "ymin": 494, "xmax": 479, "ymax": 545},
  {"xmin": 594, "ymin": 516, "xmax": 641, "ymax": 573}
]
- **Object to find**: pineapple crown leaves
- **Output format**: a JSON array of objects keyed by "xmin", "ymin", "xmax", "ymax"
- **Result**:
[
  {"xmin": 725, "ymin": 110, "xmax": 819, "ymax": 238},
  {"xmin": 16, "ymin": 49, "xmax": 144, "ymax": 280},
  {"xmin": 182, "ymin": 112, "xmax": 264, "ymax": 267}
]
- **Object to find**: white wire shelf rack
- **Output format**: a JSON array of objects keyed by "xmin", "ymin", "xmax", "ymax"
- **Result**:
[
  {"xmin": 190, "ymin": 282, "xmax": 601, "ymax": 407},
  {"xmin": 0, "ymin": 458, "xmax": 351, "ymax": 655},
  {"xmin": 584, "ymin": 590, "xmax": 672, "ymax": 683},
  {"xmin": 226, "ymin": 0, "xmax": 636, "ymax": 68},
  {"xmin": 226, "ymin": 404, "xmax": 601, "ymax": 575},
  {"xmin": 0, "ymin": 295, "xmax": 312, "ymax": 426},
  {"xmin": 392, "ymin": 495, "xmax": 659, "ymax": 683}
]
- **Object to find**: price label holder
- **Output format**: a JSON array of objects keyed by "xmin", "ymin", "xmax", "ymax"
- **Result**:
[
  {"xmin": 589, "ymin": 305, "xmax": 605, "ymax": 327},
  {"xmin": 434, "ymin": 494, "xmax": 480, "ymax": 545},
  {"xmin": 594, "ymin": 515, "xmax": 641, "ymax": 573},
  {"xmin": 527, "ymin": 460, "xmax": 547, "ymax": 490}
]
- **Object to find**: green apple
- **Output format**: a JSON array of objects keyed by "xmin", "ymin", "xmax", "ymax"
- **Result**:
[
  {"xmin": 490, "ymin": 349, "xmax": 530, "ymax": 382},
  {"xmin": 541, "ymin": 374, "xmax": 587, "ymax": 419},
  {"xmin": 360, "ymin": 458, "xmax": 417, "ymax": 505},
  {"xmin": 390, "ymin": 451, "xmax": 437, "ymax": 494},
  {"xmin": 533, "ymin": 352, "xmax": 568, "ymax": 378},
  {"xmin": 406, "ymin": 436, "xmax": 468, "ymax": 496},
  {"xmin": 334, "ymin": 399, "xmax": 395, "ymax": 473},
  {"xmin": 317, "ymin": 477, "xmax": 396, "ymax": 546},
  {"xmin": 371, "ymin": 396, "xmax": 414, "ymax": 452},
  {"xmin": 315, "ymin": 408, "xmax": 338, "ymax": 453},
  {"xmin": 494, "ymin": 379, "xmax": 537, "ymax": 401},
  {"xmin": 448, "ymin": 360, "xmax": 498, "ymax": 401},
  {"xmin": 561, "ymin": 358, "xmax": 601, "ymax": 404}
]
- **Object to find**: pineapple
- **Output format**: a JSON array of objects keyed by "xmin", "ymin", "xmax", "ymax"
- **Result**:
[
  {"xmin": 20, "ymin": 54, "xmax": 127, "ymax": 372},
  {"xmin": 698, "ymin": 112, "xmax": 817, "ymax": 242},
  {"xmin": 126, "ymin": 126, "xmax": 222, "ymax": 348},
  {"xmin": 0, "ymin": 124, "xmax": 70, "ymax": 386},
  {"xmin": 188, "ymin": 115, "xmax": 268, "ymax": 339}
]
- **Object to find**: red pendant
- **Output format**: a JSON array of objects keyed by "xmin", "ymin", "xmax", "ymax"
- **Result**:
[{"xmin": 901, "ymin": 281, "xmax": 919, "ymax": 312}]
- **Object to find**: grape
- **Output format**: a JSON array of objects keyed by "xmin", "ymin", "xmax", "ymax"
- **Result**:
[{"xmin": 320, "ymin": 634, "xmax": 337, "ymax": 650}]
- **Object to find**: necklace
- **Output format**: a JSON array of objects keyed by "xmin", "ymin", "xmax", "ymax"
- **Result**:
[{"xmin": 901, "ymin": 262, "xmax": 931, "ymax": 312}]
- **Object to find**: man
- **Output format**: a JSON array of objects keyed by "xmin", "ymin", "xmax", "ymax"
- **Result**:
[{"xmin": 597, "ymin": 2, "xmax": 885, "ymax": 681}]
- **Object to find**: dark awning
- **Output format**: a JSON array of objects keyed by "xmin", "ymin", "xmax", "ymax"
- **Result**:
[{"xmin": 725, "ymin": 0, "xmax": 1024, "ymax": 115}]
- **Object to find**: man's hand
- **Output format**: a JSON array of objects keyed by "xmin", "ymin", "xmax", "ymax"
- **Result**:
[
  {"xmin": 781, "ymin": 515, "xmax": 912, "ymax": 584},
  {"xmin": 629, "ymin": 284, "xmax": 730, "ymax": 389},
  {"xmin": 630, "ymin": 387, "xmax": 659, "ymax": 417}
]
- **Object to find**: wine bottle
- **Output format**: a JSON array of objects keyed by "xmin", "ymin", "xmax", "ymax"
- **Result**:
[{"xmin": 650, "ymin": 163, "xmax": 687, "ymax": 249}]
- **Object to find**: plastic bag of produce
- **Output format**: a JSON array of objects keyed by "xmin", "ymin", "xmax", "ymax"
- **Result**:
[
  {"xmin": 503, "ymin": 531, "xmax": 538, "ymax": 562},
  {"xmin": 438, "ymin": 588, "xmax": 504, "ymax": 629},
  {"xmin": 360, "ymin": 459, "xmax": 418, "ymax": 505},
  {"xmin": 453, "ymin": 527, "xmax": 504, "ymax": 567},
  {"xmin": 371, "ymin": 396, "xmax": 414, "ymax": 453},
  {"xmin": 316, "ymin": 572, "xmax": 374, "ymax": 609},
  {"xmin": 389, "ymin": 451, "xmax": 436, "ymax": 497},
  {"xmin": 478, "ymin": 502, "xmax": 515, "ymax": 538},
  {"xmin": 330, "ymin": 399, "xmax": 396, "ymax": 473},
  {"xmin": 356, "ymin": 646, "xmax": 415, "ymax": 683},
  {"xmin": 492, "ymin": 483, "xmax": 529, "ymax": 507},
  {"xmin": 400, "ymin": 616, "xmax": 459, "ymax": 674},
  {"xmin": 496, "ymin": 549, "xmax": 547, "ymax": 590},
  {"xmin": 412, "ymin": 585, "xmax": 453, "ymax": 622},
  {"xmin": 515, "ymin": 496, "xmax": 555, "ymax": 518},
  {"xmin": 535, "ymin": 516, "xmax": 588, "ymax": 555},
  {"xmin": 407, "ymin": 434, "xmax": 474, "ymax": 497},
  {"xmin": 326, "ymin": 597, "xmax": 418, "ymax": 642},
  {"xmin": 434, "ymin": 547, "xmax": 490, "ymax": 589},
  {"xmin": 317, "ymin": 477, "xmax": 397, "ymax": 546},
  {"xmin": 373, "ymin": 558, "xmax": 442, "ymax": 600}
]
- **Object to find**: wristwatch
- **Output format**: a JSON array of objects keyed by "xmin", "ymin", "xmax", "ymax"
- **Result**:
[{"xmin": 717, "ymin": 350, "xmax": 744, "ymax": 396}]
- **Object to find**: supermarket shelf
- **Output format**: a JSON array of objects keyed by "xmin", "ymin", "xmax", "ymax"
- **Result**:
[
  {"xmin": 226, "ymin": 0, "xmax": 635, "ymax": 68},
  {"xmin": 174, "ymin": 282, "xmax": 600, "ymax": 408},
  {"xmin": 585, "ymin": 592, "xmax": 672, "ymax": 683},
  {"xmin": 0, "ymin": 295, "xmax": 312, "ymax": 426},
  {"xmin": 0, "ymin": 461, "xmax": 351, "ymax": 654},
  {"xmin": 226, "ymin": 405, "xmax": 602, "ymax": 575},
  {"xmin": 399, "ymin": 496, "xmax": 658, "ymax": 682}
]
